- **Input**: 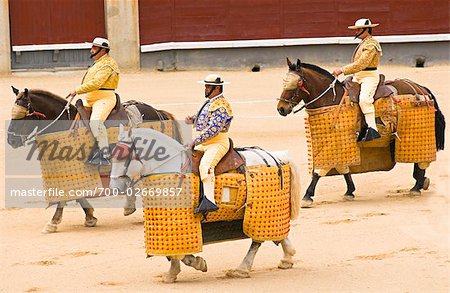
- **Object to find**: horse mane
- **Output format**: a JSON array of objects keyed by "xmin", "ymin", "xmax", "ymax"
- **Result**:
[
  {"xmin": 29, "ymin": 89, "xmax": 67, "ymax": 105},
  {"xmin": 300, "ymin": 63, "xmax": 343, "ymax": 86}
]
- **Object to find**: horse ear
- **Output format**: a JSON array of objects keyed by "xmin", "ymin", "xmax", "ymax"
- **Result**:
[
  {"xmin": 11, "ymin": 86, "xmax": 19, "ymax": 96},
  {"xmin": 296, "ymin": 59, "xmax": 302, "ymax": 68},
  {"xmin": 287, "ymin": 58, "xmax": 292, "ymax": 67},
  {"xmin": 24, "ymin": 88, "xmax": 29, "ymax": 96}
]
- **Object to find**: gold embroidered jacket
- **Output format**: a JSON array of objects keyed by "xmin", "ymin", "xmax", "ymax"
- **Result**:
[
  {"xmin": 342, "ymin": 36, "xmax": 382, "ymax": 76},
  {"xmin": 76, "ymin": 54, "xmax": 120, "ymax": 94}
]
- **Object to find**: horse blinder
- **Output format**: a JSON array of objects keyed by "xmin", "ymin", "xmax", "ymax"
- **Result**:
[{"xmin": 112, "ymin": 142, "xmax": 139, "ymax": 161}]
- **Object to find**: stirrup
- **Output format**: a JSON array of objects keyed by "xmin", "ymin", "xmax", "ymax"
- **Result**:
[
  {"xmin": 194, "ymin": 197, "xmax": 219, "ymax": 215},
  {"xmin": 359, "ymin": 127, "xmax": 381, "ymax": 142}
]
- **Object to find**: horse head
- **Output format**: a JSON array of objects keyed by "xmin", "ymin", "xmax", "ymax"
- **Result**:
[
  {"xmin": 277, "ymin": 58, "xmax": 310, "ymax": 116},
  {"xmin": 7, "ymin": 87, "xmax": 77, "ymax": 148},
  {"xmin": 8, "ymin": 87, "xmax": 46, "ymax": 148},
  {"xmin": 110, "ymin": 125, "xmax": 190, "ymax": 192}
]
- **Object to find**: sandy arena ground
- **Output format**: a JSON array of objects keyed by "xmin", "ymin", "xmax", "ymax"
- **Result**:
[{"xmin": 0, "ymin": 64, "xmax": 449, "ymax": 292}]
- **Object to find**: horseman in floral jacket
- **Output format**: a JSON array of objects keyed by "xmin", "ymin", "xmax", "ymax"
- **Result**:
[{"xmin": 185, "ymin": 74, "xmax": 233, "ymax": 214}]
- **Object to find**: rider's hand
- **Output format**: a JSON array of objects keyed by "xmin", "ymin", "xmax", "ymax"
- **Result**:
[
  {"xmin": 68, "ymin": 90, "xmax": 77, "ymax": 98},
  {"xmin": 185, "ymin": 115, "xmax": 195, "ymax": 124},
  {"xmin": 332, "ymin": 68, "xmax": 343, "ymax": 77}
]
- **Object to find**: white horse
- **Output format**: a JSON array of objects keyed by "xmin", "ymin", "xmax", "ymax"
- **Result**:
[{"xmin": 110, "ymin": 125, "xmax": 300, "ymax": 282}]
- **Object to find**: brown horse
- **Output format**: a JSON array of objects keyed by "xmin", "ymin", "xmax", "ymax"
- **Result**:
[
  {"xmin": 7, "ymin": 87, "xmax": 182, "ymax": 232},
  {"xmin": 277, "ymin": 58, "xmax": 445, "ymax": 206}
]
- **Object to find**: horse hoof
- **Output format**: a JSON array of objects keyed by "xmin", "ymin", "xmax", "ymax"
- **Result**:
[
  {"xmin": 123, "ymin": 208, "xmax": 136, "ymax": 216},
  {"xmin": 162, "ymin": 273, "xmax": 178, "ymax": 283},
  {"xmin": 41, "ymin": 223, "xmax": 57, "ymax": 234},
  {"xmin": 84, "ymin": 217, "xmax": 98, "ymax": 227},
  {"xmin": 226, "ymin": 269, "xmax": 250, "ymax": 278},
  {"xmin": 409, "ymin": 189, "xmax": 421, "ymax": 196},
  {"xmin": 196, "ymin": 256, "xmax": 208, "ymax": 272},
  {"xmin": 301, "ymin": 199, "xmax": 313, "ymax": 208},
  {"xmin": 278, "ymin": 260, "xmax": 294, "ymax": 269},
  {"xmin": 343, "ymin": 194, "xmax": 355, "ymax": 201},
  {"xmin": 423, "ymin": 178, "xmax": 430, "ymax": 190}
]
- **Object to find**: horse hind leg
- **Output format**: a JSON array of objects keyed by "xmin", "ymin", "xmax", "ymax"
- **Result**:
[
  {"xmin": 77, "ymin": 198, "xmax": 98, "ymax": 227},
  {"xmin": 181, "ymin": 255, "xmax": 207, "ymax": 272},
  {"xmin": 163, "ymin": 258, "xmax": 182, "ymax": 283},
  {"xmin": 42, "ymin": 202, "xmax": 65, "ymax": 234},
  {"xmin": 278, "ymin": 238, "xmax": 296, "ymax": 269},
  {"xmin": 226, "ymin": 241, "xmax": 262, "ymax": 278},
  {"xmin": 410, "ymin": 163, "xmax": 430, "ymax": 195}
]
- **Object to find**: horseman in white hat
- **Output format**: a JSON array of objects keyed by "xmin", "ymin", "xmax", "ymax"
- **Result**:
[
  {"xmin": 68, "ymin": 37, "xmax": 120, "ymax": 165},
  {"xmin": 185, "ymin": 74, "xmax": 233, "ymax": 214},
  {"xmin": 332, "ymin": 18, "xmax": 383, "ymax": 141}
]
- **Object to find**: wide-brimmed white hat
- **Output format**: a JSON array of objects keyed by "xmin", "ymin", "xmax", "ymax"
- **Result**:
[
  {"xmin": 348, "ymin": 18, "xmax": 379, "ymax": 29},
  {"xmin": 197, "ymin": 74, "xmax": 230, "ymax": 85},
  {"xmin": 89, "ymin": 37, "xmax": 110, "ymax": 49}
]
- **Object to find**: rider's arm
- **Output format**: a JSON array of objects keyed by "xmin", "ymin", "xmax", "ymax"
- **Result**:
[
  {"xmin": 76, "ymin": 65, "xmax": 114, "ymax": 94},
  {"xmin": 193, "ymin": 107, "xmax": 229, "ymax": 145},
  {"xmin": 342, "ymin": 46, "xmax": 377, "ymax": 76}
]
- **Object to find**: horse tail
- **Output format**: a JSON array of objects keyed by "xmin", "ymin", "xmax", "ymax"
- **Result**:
[
  {"xmin": 423, "ymin": 86, "xmax": 445, "ymax": 151},
  {"xmin": 289, "ymin": 161, "xmax": 301, "ymax": 220},
  {"xmin": 158, "ymin": 110, "xmax": 184, "ymax": 145}
]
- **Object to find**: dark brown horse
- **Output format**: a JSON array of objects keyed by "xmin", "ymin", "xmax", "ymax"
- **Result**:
[
  {"xmin": 7, "ymin": 87, "xmax": 182, "ymax": 232},
  {"xmin": 277, "ymin": 58, "xmax": 445, "ymax": 206}
]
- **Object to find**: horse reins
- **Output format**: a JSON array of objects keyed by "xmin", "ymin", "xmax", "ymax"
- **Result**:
[
  {"xmin": 277, "ymin": 74, "xmax": 338, "ymax": 114},
  {"xmin": 293, "ymin": 78, "xmax": 338, "ymax": 113},
  {"xmin": 9, "ymin": 94, "xmax": 74, "ymax": 144}
]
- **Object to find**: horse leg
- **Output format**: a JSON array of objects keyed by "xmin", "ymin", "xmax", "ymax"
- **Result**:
[
  {"xmin": 77, "ymin": 198, "xmax": 98, "ymax": 227},
  {"xmin": 163, "ymin": 257, "xmax": 182, "ymax": 283},
  {"xmin": 42, "ymin": 202, "xmax": 65, "ymax": 234},
  {"xmin": 343, "ymin": 173, "xmax": 356, "ymax": 200},
  {"xmin": 181, "ymin": 255, "xmax": 207, "ymax": 272},
  {"xmin": 123, "ymin": 193, "xmax": 137, "ymax": 216},
  {"xmin": 226, "ymin": 241, "xmax": 262, "ymax": 278},
  {"xmin": 410, "ymin": 163, "xmax": 430, "ymax": 195},
  {"xmin": 277, "ymin": 238, "xmax": 296, "ymax": 269},
  {"xmin": 302, "ymin": 172, "xmax": 321, "ymax": 207}
]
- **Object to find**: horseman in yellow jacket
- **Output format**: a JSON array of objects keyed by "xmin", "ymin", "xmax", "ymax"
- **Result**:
[
  {"xmin": 332, "ymin": 18, "xmax": 383, "ymax": 141},
  {"xmin": 68, "ymin": 37, "xmax": 120, "ymax": 165},
  {"xmin": 185, "ymin": 74, "xmax": 233, "ymax": 214}
]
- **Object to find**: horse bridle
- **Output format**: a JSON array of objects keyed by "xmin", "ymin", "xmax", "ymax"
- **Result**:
[
  {"xmin": 111, "ymin": 130, "xmax": 191, "ymax": 183},
  {"xmin": 277, "ymin": 71, "xmax": 310, "ymax": 106},
  {"xmin": 277, "ymin": 71, "xmax": 338, "ymax": 114},
  {"xmin": 8, "ymin": 94, "xmax": 73, "ymax": 144}
]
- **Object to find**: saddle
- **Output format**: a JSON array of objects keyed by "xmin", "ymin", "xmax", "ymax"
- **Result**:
[
  {"xmin": 74, "ymin": 93, "xmax": 128, "ymax": 130},
  {"xmin": 344, "ymin": 74, "xmax": 394, "ymax": 103},
  {"xmin": 192, "ymin": 139, "xmax": 246, "ymax": 176}
]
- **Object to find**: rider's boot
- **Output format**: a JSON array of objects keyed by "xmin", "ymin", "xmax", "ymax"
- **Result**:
[{"xmin": 360, "ymin": 112, "xmax": 381, "ymax": 142}]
